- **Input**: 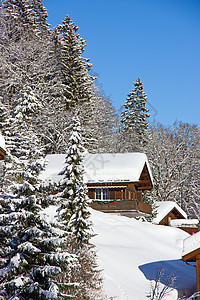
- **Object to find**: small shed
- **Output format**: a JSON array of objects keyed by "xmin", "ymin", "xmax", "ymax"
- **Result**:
[
  {"xmin": 0, "ymin": 134, "xmax": 6, "ymax": 160},
  {"xmin": 153, "ymin": 201, "xmax": 199, "ymax": 235},
  {"xmin": 182, "ymin": 232, "xmax": 200, "ymax": 299}
]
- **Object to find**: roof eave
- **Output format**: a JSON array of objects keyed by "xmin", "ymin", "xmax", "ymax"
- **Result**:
[{"xmin": 182, "ymin": 247, "xmax": 200, "ymax": 262}]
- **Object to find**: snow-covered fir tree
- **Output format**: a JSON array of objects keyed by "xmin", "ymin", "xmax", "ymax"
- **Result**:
[
  {"xmin": 0, "ymin": 100, "xmax": 24, "ymax": 193},
  {"xmin": 0, "ymin": 94, "xmax": 81, "ymax": 299},
  {"xmin": 53, "ymin": 14, "xmax": 95, "ymax": 109},
  {"xmin": 118, "ymin": 78, "xmax": 150, "ymax": 152},
  {"xmin": 0, "ymin": 104, "xmax": 30, "ymax": 196},
  {"xmin": 31, "ymin": 12, "xmax": 116, "ymax": 155},
  {"xmin": 55, "ymin": 116, "xmax": 103, "ymax": 298},
  {"xmin": 58, "ymin": 116, "xmax": 92, "ymax": 245},
  {"xmin": 0, "ymin": 192, "xmax": 81, "ymax": 299},
  {"xmin": 1, "ymin": 86, "xmax": 45, "ymax": 197},
  {"xmin": 40, "ymin": 14, "xmax": 102, "ymax": 154}
]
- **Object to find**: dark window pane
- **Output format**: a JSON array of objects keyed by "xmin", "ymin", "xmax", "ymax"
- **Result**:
[
  {"xmin": 102, "ymin": 188, "xmax": 109, "ymax": 200},
  {"xmin": 95, "ymin": 188, "xmax": 101, "ymax": 199}
]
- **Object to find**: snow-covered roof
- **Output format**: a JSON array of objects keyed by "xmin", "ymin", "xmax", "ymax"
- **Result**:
[
  {"xmin": 0, "ymin": 133, "xmax": 6, "ymax": 151},
  {"xmin": 182, "ymin": 231, "xmax": 200, "ymax": 257},
  {"xmin": 170, "ymin": 219, "xmax": 199, "ymax": 228},
  {"xmin": 84, "ymin": 152, "xmax": 153, "ymax": 184},
  {"xmin": 40, "ymin": 152, "xmax": 153, "ymax": 185},
  {"xmin": 153, "ymin": 201, "xmax": 187, "ymax": 224}
]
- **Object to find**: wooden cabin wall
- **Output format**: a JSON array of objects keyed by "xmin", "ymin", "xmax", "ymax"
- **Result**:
[
  {"xmin": 87, "ymin": 185, "xmax": 142, "ymax": 201},
  {"xmin": 160, "ymin": 212, "xmax": 177, "ymax": 226},
  {"xmin": 109, "ymin": 189, "xmax": 115, "ymax": 199},
  {"xmin": 88, "ymin": 190, "xmax": 95, "ymax": 199}
]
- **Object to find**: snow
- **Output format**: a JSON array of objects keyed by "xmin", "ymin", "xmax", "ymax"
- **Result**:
[
  {"xmin": 39, "ymin": 205, "xmax": 59, "ymax": 224},
  {"xmin": 170, "ymin": 219, "xmax": 199, "ymax": 227},
  {"xmin": 40, "ymin": 152, "xmax": 153, "ymax": 184},
  {"xmin": 0, "ymin": 133, "xmax": 6, "ymax": 151},
  {"xmin": 39, "ymin": 205, "xmax": 194, "ymax": 299},
  {"xmin": 182, "ymin": 231, "xmax": 200, "ymax": 257},
  {"xmin": 153, "ymin": 201, "xmax": 187, "ymax": 224},
  {"xmin": 18, "ymin": 242, "xmax": 41, "ymax": 254},
  {"xmin": 40, "ymin": 154, "xmax": 65, "ymax": 184},
  {"xmin": 11, "ymin": 277, "xmax": 24, "ymax": 287},
  {"xmin": 90, "ymin": 209, "xmax": 195, "ymax": 299},
  {"xmin": 10, "ymin": 253, "xmax": 22, "ymax": 269}
]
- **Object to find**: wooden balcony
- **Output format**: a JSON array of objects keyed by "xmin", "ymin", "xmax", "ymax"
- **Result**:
[{"xmin": 90, "ymin": 199, "xmax": 152, "ymax": 216}]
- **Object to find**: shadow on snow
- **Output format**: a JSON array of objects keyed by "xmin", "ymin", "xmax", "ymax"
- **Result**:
[{"xmin": 139, "ymin": 259, "xmax": 196, "ymax": 291}]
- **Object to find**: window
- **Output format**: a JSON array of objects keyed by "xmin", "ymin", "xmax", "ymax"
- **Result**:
[
  {"xmin": 102, "ymin": 188, "xmax": 109, "ymax": 200},
  {"xmin": 95, "ymin": 188, "xmax": 101, "ymax": 200},
  {"xmin": 95, "ymin": 188, "xmax": 109, "ymax": 200}
]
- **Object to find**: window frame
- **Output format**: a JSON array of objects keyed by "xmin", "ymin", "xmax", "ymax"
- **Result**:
[{"xmin": 95, "ymin": 188, "xmax": 109, "ymax": 200}]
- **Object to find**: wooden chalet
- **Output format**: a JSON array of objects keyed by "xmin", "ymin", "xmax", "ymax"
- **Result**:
[
  {"xmin": 85, "ymin": 153, "xmax": 153, "ymax": 217},
  {"xmin": 182, "ymin": 232, "xmax": 200, "ymax": 299},
  {"xmin": 153, "ymin": 201, "xmax": 199, "ymax": 235},
  {"xmin": 40, "ymin": 152, "xmax": 153, "ymax": 218}
]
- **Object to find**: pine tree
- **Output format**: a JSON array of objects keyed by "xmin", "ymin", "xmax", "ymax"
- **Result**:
[
  {"xmin": 58, "ymin": 117, "xmax": 92, "ymax": 245},
  {"xmin": 0, "ymin": 86, "xmax": 44, "ymax": 197},
  {"xmin": 55, "ymin": 117, "xmax": 103, "ymax": 298},
  {"xmin": 0, "ymin": 100, "xmax": 10, "ymax": 137},
  {"xmin": 0, "ymin": 95, "xmax": 80, "ymax": 299},
  {"xmin": 35, "ymin": 13, "xmax": 116, "ymax": 155},
  {"xmin": 119, "ymin": 78, "xmax": 150, "ymax": 152},
  {"xmin": 0, "ymin": 99, "xmax": 80, "ymax": 299},
  {"xmin": 39, "ymin": 14, "xmax": 100, "ymax": 154},
  {"xmin": 0, "ymin": 192, "xmax": 80, "ymax": 299},
  {"xmin": 53, "ymin": 15, "xmax": 95, "ymax": 110},
  {"xmin": 0, "ymin": 101, "xmax": 23, "ymax": 193}
]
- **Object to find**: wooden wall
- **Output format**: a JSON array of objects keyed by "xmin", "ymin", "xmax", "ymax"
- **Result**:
[
  {"xmin": 90, "ymin": 199, "xmax": 152, "ymax": 215},
  {"xmin": 87, "ymin": 183, "xmax": 142, "ymax": 201}
]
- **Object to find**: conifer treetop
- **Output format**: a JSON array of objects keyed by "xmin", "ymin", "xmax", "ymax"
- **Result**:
[{"xmin": 121, "ymin": 77, "xmax": 150, "ymax": 149}]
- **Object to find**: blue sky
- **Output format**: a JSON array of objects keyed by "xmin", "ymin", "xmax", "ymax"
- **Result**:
[{"xmin": 43, "ymin": 0, "xmax": 200, "ymax": 126}]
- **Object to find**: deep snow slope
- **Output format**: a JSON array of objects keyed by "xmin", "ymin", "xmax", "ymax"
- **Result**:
[{"xmin": 90, "ymin": 209, "xmax": 191, "ymax": 300}]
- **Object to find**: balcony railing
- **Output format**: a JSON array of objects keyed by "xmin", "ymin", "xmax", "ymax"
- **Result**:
[{"xmin": 90, "ymin": 199, "xmax": 152, "ymax": 215}]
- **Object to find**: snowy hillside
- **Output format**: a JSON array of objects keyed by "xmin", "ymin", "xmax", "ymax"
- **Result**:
[
  {"xmin": 90, "ymin": 209, "xmax": 196, "ymax": 300},
  {"xmin": 41, "ymin": 206, "xmax": 196, "ymax": 299}
]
